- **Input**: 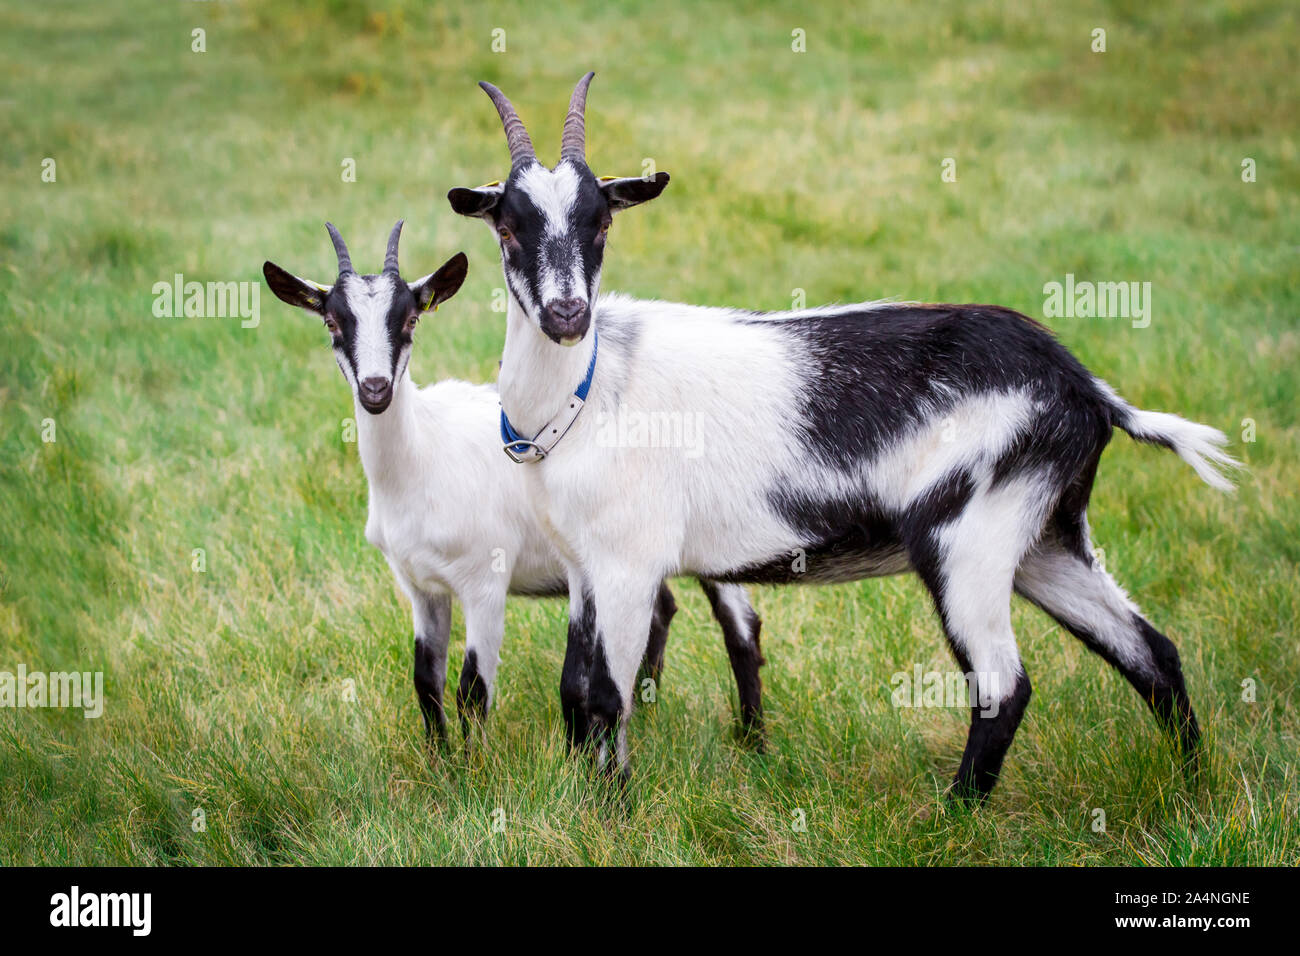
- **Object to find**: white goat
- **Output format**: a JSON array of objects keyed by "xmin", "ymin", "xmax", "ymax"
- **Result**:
[
  {"xmin": 447, "ymin": 74, "xmax": 1241, "ymax": 799},
  {"xmin": 263, "ymin": 222, "xmax": 764, "ymax": 746}
]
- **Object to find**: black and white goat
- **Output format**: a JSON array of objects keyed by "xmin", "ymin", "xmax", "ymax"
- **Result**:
[
  {"xmin": 263, "ymin": 222, "xmax": 765, "ymax": 747},
  {"xmin": 448, "ymin": 74, "xmax": 1241, "ymax": 800}
]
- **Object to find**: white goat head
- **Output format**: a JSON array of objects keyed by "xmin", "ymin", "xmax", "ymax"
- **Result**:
[
  {"xmin": 263, "ymin": 222, "xmax": 468, "ymax": 413},
  {"xmin": 447, "ymin": 73, "xmax": 669, "ymax": 346}
]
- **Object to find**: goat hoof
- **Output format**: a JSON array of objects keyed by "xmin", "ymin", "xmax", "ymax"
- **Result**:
[
  {"xmin": 736, "ymin": 723, "xmax": 767, "ymax": 754},
  {"xmin": 945, "ymin": 778, "xmax": 993, "ymax": 809}
]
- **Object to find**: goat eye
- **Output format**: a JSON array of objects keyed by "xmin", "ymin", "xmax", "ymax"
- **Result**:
[
  {"xmin": 600, "ymin": 220, "xmax": 610, "ymax": 234},
  {"xmin": 324, "ymin": 316, "xmax": 340, "ymax": 334},
  {"xmin": 497, "ymin": 226, "xmax": 512, "ymax": 242},
  {"xmin": 404, "ymin": 314, "xmax": 419, "ymax": 334}
]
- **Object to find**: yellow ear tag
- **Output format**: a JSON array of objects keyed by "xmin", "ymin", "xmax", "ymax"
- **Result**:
[
  {"xmin": 480, "ymin": 180, "xmax": 501, "ymax": 189},
  {"xmin": 597, "ymin": 175, "xmax": 619, "ymax": 182}
]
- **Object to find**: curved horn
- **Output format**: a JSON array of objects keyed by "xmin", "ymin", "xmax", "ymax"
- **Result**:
[
  {"xmin": 478, "ymin": 81, "xmax": 536, "ymax": 169},
  {"xmin": 559, "ymin": 71, "xmax": 595, "ymax": 162},
  {"xmin": 325, "ymin": 222, "xmax": 354, "ymax": 275},
  {"xmin": 384, "ymin": 219, "xmax": 404, "ymax": 274}
]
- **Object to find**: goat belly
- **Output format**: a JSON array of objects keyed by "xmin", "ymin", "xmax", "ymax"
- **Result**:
[
  {"xmin": 710, "ymin": 483, "xmax": 909, "ymax": 584},
  {"xmin": 711, "ymin": 496, "xmax": 912, "ymax": 585},
  {"xmin": 713, "ymin": 540, "xmax": 911, "ymax": 585},
  {"xmin": 508, "ymin": 575, "xmax": 569, "ymax": 599}
]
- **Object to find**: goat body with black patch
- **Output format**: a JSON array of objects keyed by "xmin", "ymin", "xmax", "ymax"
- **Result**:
[{"xmin": 450, "ymin": 74, "xmax": 1239, "ymax": 799}]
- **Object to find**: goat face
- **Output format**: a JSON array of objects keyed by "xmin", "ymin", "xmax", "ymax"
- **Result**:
[
  {"xmin": 263, "ymin": 222, "xmax": 468, "ymax": 414},
  {"xmin": 448, "ymin": 73, "xmax": 668, "ymax": 347}
]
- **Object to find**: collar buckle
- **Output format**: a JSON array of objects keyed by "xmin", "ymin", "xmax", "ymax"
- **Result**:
[{"xmin": 502, "ymin": 438, "xmax": 547, "ymax": 464}]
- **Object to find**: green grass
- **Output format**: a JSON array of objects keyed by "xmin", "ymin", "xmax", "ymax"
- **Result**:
[{"xmin": 1, "ymin": 0, "xmax": 1297, "ymax": 865}]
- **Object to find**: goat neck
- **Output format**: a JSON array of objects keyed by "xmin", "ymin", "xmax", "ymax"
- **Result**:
[
  {"xmin": 498, "ymin": 293, "xmax": 599, "ymax": 440},
  {"xmin": 355, "ymin": 373, "xmax": 423, "ymax": 486}
]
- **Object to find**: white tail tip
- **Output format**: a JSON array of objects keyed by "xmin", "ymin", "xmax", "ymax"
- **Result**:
[{"xmin": 1122, "ymin": 408, "xmax": 1244, "ymax": 493}]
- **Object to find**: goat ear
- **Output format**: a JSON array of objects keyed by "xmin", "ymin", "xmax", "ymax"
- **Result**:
[
  {"xmin": 263, "ymin": 261, "xmax": 329, "ymax": 314},
  {"xmin": 599, "ymin": 171, "xmax": 670, "ymax": 211},
  {"xmin": 408, "ymin": 252, "xmax": 469, "ymax": 313},
  {"xmin": 447, "ymin": 183, "xmax": 504, "ymax": 219}
]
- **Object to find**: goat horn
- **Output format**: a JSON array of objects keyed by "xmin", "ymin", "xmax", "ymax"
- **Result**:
[
  {"xmin": 325, "ymin": 222, "xmax": 354, "ymax": 275},
  {"xmin": 384, "ymin": 219, "xmax": 404, "ymax": 274},
  {"xmin": 560, "ymin": 71, "xmax": 595, "ymax": 162},
  {"xmin": 479, "ymin": 81, "xmax": 536, "ymax": 170}
]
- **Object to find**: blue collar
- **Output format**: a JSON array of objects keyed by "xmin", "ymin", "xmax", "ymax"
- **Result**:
[{"xmin": 500, "ymin": 329, "xmax": 598, "ymax": 463}]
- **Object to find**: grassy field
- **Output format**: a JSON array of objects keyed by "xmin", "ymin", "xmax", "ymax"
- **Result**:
[{"xmin": 1, "ymin": 0, "xmax": 1297, "ymax": 865}]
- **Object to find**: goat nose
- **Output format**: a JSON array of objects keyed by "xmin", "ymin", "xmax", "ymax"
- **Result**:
[
  {"xmin": 360, "ymin": 376, "xmax": 390, "ymax": 396},
  {"xmin": 548, "ymin": 298, "xmax": 585, "ymax": 322}
]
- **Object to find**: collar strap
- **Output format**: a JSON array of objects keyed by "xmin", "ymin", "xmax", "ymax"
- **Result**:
[{"xmin": 500, "ymin": 330, "xmax": 598, "ymax": 463}]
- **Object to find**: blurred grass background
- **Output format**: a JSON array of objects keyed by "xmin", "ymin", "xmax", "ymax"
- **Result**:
[{"xmin": 0, "ymin": 0, "xmax": 1296, "ymax": 864}]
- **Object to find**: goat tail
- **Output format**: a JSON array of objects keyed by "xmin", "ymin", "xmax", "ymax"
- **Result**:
[{"xmin": 1093, "ymin": 378, "xmax": 1243, "ymax": 493}]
